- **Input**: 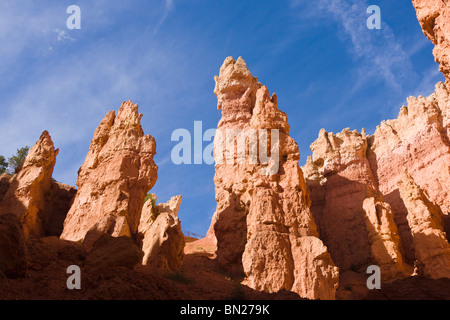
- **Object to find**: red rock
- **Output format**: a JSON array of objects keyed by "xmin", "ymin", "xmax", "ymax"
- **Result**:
[
  {"xmin": 0, "ymin": 131, "xmax": 59, "ymax": 239},
  {"xmin": 138, "ymin": 195, "xmax": 185, "ymax": 272},
  {"xmin": 303, "ymin": 128, "xmax": 406, "ymax": 282},
  {"xmin": 85, "ymin": 234, "xmax": 144, "ymax": 269},
  {"xmin": 398, "ymin": 170, "xmax": 450, "ymax": 279},
  {"xmin": 413, "ymin": 0, "xmax": 450, "ymax": 82},
  {"xmin": 368, "ymin": 82, "xmax": 450, "ymax": 262},
  {"xmin": 43, "ymin": 182, "xmax": 76, "ymax": 237},
  {"xmin": 0, "ymin": 213, "xmax": 27, "ymax": 278},
  {"xmin": 209, "ymin": 57, "xmax": 339, "ymax": 300},
  {"xmin": 61, "ymin": 101, "xmax": 158, "ymax": 243},
  {"xmin": 0, "ymin": 173, "xmax": 11, "ymax": 203}
]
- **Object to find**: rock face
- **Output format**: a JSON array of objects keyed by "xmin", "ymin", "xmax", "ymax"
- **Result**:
[
  {"xmin": 0, "ymin": 213, "xmax": 27, "ymax": 278},
  {"xmin": 85, "ymin": 234, "xmax": 144, "ymax": 269},
  {"xmin": 413, "ymin": 0, "xmax": 450, "ymax": 82},
  {"xmin": 303, "ymin": 128, "xmax": 406, "ymax": 282},
  {"xmin": 209, "ymin": 57, "xmax": 339, "ymax": 300},
  {"xmin": 0, "ymin": 173, "xmax": 11, "ymax": 203},
  {"xmin": 367, "ymin": 82, "xmax": 450, "ymax": 262},
  {"xmin": 304, "ymin": 62, "xmax": 450, "ymax": 284},
  {"xmin": 398, "ymin": 170, "xmax": 450, "ymax": 279},
  {"xmin": 137, "ymin": 195, "xmax": 185, "ymax": 272},
  {"xmin": 0, "ymin": 131, "xmax": 59, "ymax": 239},
  {"xmin": 61, "ymin": 101, "xmax": 158, "ymax": 243},
  {"xmin": 300, "ymin": 0, "xmax": 450, "ymax": 286},
  {"xmin": 303, "ymin": 80, "xmax": 450, "ymax": 281},
  {"xmin": 43, "ymin": 182, "xmax": 76, "ymax": 237}
]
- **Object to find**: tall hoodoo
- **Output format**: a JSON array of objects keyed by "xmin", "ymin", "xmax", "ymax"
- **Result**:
[
  {"xmin": 0, "ymin": 131, "xmax": 59, "ymax": 239},
  {"xmin": 61, "ymin": 101, "xmax": 158, "ymax": 243},
  {"xmin": 209, "ymin": 57, "xmax": 339, "ymax": 300}
]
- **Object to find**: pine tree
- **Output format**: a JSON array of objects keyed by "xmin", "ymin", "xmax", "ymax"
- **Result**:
[{"xmin": 7, "ymin": 147, "xmax": 29, "ymax": 173}]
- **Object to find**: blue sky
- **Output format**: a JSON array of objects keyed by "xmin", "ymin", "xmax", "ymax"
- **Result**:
[{"xmin": 0, "ymin": 0, "xmax": 444, "ymax": 236}]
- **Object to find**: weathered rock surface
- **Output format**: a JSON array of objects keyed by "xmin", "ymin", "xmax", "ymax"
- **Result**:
[
  {"xmin": 303, "ymin": 128, "xmax": 406, "ymax": 282},
  {"xmin": 138, "ymin": 195, "xmax": 185, "ymax": 272},
  {"xmin": 362, "ymin": 198, "xmax": 406, "ymax": 281},
  {"xmin": 0, "ymin": 131, "xmax": 59, "ymax": 239},
  {"xmin": 413, "ymin": 0, "xmax": 450, "ymax": 82},
  {"xmin": 61, "ymin": 101, "xmax": 158, "ymax": 243},
  {"xmin": 368, "ymin": 82, "xmax": 450, "ymax": 262},
  {"xmin": 209, "ymin": 56, "xmax": 339, "ymax": 300},
  {"xmin": 0, "ymin": 213, "xmax": 27, "ymax": 278},
  {"xmin": 26, "ymin": 236, "xmax": 86, "ymax": 272},
  {"xmin": 85, "ymin": 234, "xmax": 144, "ymax": 269},
  {"xmin": 398, "ymin": 170, "xmax": 450, "ymax": 279},
  {"xmin": 0, "ymin": 173, "xmax": 11, "ymax": 203},
  {"xmin": 43, "ymin": 182, "xmax": 76, "ymax": 237},
  {"xmin": 304, "ymin": 84, "xmax": 450, "ymax": 283}
]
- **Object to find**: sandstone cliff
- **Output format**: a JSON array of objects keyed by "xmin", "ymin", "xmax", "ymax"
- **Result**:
[
  {"xmin": 61, "ymin": 101, "xmax": 158, "ymax": 243},
  {"xmin": 303, "ymin": 81, "xmax": 450, "ymax": 281},
  {"xmin": 303, "ymin": 128, "xmax": 406, "ymax": 282},
  {"xmin": 300, "ymin": 2, "xmax": 450, "ymax": 285},
  {"xmin": 209, "ymin": 57, "xmax": 339, "ymax": 300},
  {"xmin": 367, "ymin": 82, "xmax": 450, "ymax": 262}
]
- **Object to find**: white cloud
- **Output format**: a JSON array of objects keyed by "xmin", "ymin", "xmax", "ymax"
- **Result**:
[
  {"xmin": 55, "ymin": 28, "xmax": 75, "ymax": 42},
  {"xmin": 153, "ymin": 0, "xmax": 175, "ymax": 35},
  {"xmin": 291, "ymin": 0, "xmax": 415, "ymax": 91}
]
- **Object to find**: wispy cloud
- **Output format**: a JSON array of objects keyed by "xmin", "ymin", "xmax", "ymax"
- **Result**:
[
  {"xmin": 55, "ymin": 28, "xmax": 75, "ymax": 42},
  {"xmin": 291, "ymin": 0, "xmax": 415, "ymax": 91},
  {"xmin": 0, "ymin": 0, "xmax": 190, "ymax": 186},
  {"xmin": 153, "ymin": 0, "xmax": 175, "ymax": 35}
]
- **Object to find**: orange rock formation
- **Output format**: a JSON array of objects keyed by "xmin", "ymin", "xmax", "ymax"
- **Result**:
[
  {"xmin": 60, "ymin": 101, "xmax": 158, "ymax": 243},
  {"xmin": 208, "ymin": 57, "xmax": 339, "ymax": 300}
]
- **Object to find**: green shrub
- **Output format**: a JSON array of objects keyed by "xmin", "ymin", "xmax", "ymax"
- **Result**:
[
  {"xmin": 7, "ymin": 147, "xmax": 29, "ymax": 173},
  {"xmin": 144, "ymin": 193, "xmax": 156, "ymax": 206}
]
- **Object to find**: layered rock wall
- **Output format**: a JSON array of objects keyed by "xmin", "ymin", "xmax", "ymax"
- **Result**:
[
  {"xmin": 367, "ymin": 83, "xmax": 450, "ymax": 262},
  {"xmin": 303, "ymin": 129, "xmax": 406, "ymax": 282},
  {"xmin": 301, "ymin": 1, "xmax": 450, "ymax": 283}
]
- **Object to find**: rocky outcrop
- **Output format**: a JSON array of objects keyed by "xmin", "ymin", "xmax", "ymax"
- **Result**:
[
  {"xmin": 413, "ymin": 0, "xmax": 450, "ymax": 82},
  {"xmin": 209, "ymin": 56, "xmax": 339, "ymax": 300},
  {"xmin": 137, "ymin": 195, "xmax": 185, "ymax": 272},
  {"xmin": 303, "ymin": 85, "xmax": 450, "ymax": 284},
  {"xmin": 301, "ymin": 1, "xmax": 450, "ymax": 284},
  {"xmin": 398, "ymin": 170, "xmax": 450, "ymax": 279},
  {"xmin": 368, "ymin": 82, "xmax": 450, "ymax": 262},
  {"xmin": 0, "ymin": 131, "xmax": 59, "ymax": 239},
  {"xmin": 85, "ymin": 234, "xmax": 144, "ymax": 269},
  {"xmin": 61, "ymin": 101, "xmax": 158, "ymax": 243},
  {"xmin": 0, "ymin": 213, "xmax": 27, "ymax": 278},
  {"xmin": 303, "ymin": 128, "xmax": 406, "ymax": 282}
]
